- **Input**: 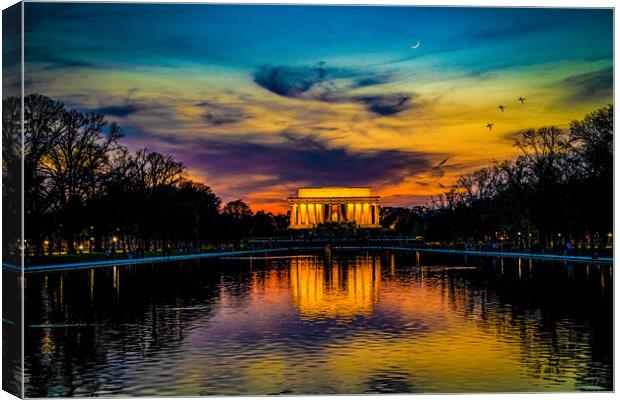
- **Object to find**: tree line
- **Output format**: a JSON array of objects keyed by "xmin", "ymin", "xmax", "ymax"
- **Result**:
[
  {"xmin": 388, "ymin": 104, "xmax": 613, "ymax": 253},
  {"xmin": 2, "ymin": 94, "xmax": 289, "ymax": 258},
  {"xmin": 2, "ymin": 95, "xmax": 613, "ymax": 259}
]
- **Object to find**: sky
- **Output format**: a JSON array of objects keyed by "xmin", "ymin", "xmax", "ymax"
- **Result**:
[{"xmin": 23, "ymin": 4, "xmax": 613, "ymax": 213}]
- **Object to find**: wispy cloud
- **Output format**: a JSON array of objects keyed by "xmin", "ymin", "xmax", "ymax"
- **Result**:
[
  {"xmin": 253, "ymin": 65, "xmax": 332, "ymax": 99},
  {"xmin": 253, "ymin": 64, "xmax": 416, "ymax": 116},
  {"xmin": 559, "ymin": 68, "xmax": 612, "ymax": 105},
  {"xmin": 92, "ymin": 94, "xmax": 170, "ymax": 118},
  {"xmin": 197, "ymin": 100, "xmax": 252, "ymax": 126},
  {"xmin": 350, "ymin": 74, "xmax": 393, "ymax": 88},
  {"xmin": 97, "ymin": 104, "xmax": 141, "ymax": 117},
  {"xmin": 354, "ymin": 94, "xmax": 416, "ymax": 116}
]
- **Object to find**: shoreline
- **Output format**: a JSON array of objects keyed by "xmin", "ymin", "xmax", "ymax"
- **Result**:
[{"xmin": 3, "ymin": 246, "xmax": 613, "ymax": 273}]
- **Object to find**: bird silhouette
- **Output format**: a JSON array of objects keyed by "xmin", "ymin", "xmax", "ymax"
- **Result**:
[
  {"xmin": 431, "ymin": 157, "xmax": 450, "ymax": 178},
  {"xmin": 498, "ymin": 105, "xmax": 505, "ymax": 112},
  {"xmin": 486, "ymin": 122, "xmax": 494, "ymax": 131},
  {"xmin": 517, "ymin": 97, "xmax": 526, "ymax": 104}
]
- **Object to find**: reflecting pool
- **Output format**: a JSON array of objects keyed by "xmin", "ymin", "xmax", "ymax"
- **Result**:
[{"xmin": 24, "ymin": 251, "xmax": 612, "ymax": 396}]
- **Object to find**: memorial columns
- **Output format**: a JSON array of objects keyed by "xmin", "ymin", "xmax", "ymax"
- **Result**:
[
  {"xmin": 346, "ymin": 203, "xmax": 354, "ymax": 222},
  {"xmin": 291, "ymin": 204, "xmax": 297, "ymax": 225},
  {"xmin": 288, "ymin": 188, "xmax": 380, "ymax": 229},
  {"xmin": 292, "ymin": 201, "xmax": 379, "ymax": 226},
  {"xmin": 354, "ymin": 203, "xmax": 362, "ymax": 222},
  {"xmin": 362, "ymin": 203, "xmax": 370, "ymax": 225},
  {"xmin": 300, "ymin": 203, "xmax": 307, "ymax": 225},
  {"xmin": 308, "ymin": 203, "xmax": 315, "ymax": 225}
]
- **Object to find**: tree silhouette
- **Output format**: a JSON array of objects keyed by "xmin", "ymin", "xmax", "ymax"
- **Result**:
[
  {"xmin": 5, "ymin": 94, "xmax": 612, "ymax": 261},
  {"xmin": 426, "ymin": 105, "xmax": 613, "ymax": 252},
  {"xmin": 2, "ymin": 96, "xmax": 21, "ymax": 262},
  {"xmin": 3, "ymin": 94, "xmax": 290, "ymax": 261}
]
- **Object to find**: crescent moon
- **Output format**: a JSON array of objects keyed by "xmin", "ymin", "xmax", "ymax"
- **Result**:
[{"xmin": 411, "ymin": 41, "xmax": 420, "ymax": 49}]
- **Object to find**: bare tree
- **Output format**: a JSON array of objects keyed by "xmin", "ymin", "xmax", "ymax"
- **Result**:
[{"xmin": 40, "ymin": 109, "xmax": 123, "ymax": 253}]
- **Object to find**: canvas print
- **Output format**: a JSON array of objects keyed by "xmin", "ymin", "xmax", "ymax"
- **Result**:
[{"xmin": 2, "ymin": 2, "xmax": 614, "ymax": 397}]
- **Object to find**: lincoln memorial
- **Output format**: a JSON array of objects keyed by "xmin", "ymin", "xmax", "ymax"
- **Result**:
[{"xmin": 289, "ymin": 187, "xmax": 381, "ymax": 229}]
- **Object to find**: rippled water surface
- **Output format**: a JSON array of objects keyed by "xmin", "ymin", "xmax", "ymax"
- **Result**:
[{"xmin": 24, "ymin": 251, "xmax": 612, "ymax": 396}]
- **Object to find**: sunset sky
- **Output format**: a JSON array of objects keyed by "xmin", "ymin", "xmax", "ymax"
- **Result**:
[{"xmin": 24, "ymin": 4, "xmax": 613, "ymax": 213}]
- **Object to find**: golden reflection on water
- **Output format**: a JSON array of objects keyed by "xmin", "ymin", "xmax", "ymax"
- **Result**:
[
  {"xmin": 89, "ymin": 269, "xmax": 94, "ymax": 301},
  {"xmin": 112, "ymin": 266, "xmax": 120, "ymax": 298},
  {"xmin": 39, "ymin": 327, "xmax": 55, "ymax": 362},
  {"xmin": 289, "ymin": 256, "xmax": 381, "ymax": 320},
  {"xmin": 59, "ymin": 275, "xmax": 63, "ymax": 306}
]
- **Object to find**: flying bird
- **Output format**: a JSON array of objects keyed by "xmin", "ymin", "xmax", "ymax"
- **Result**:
[
  {"xmin": 437, "ymin": 157, "xmax": 449, "ymax": 167},
  {"xmin": 517, "ymin": 97, "xmax": 526, "ymax": 104},
  {"xmin": 486, "ymin": 122, "xmax": 494, "ymax": 131},
  {"xmin": 411, "ymin": 41, "xmax": 420, "ymax": 49},
  {"xmin": 432, "ymin": 157, "xmax": 450, "ymax": 178},
  {"xmin": 498, "ymin": 105, "xmax": 505, "ymax": 112}
]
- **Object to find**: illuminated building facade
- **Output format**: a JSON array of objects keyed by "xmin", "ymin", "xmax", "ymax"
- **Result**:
[{"xmin": 288, "ymin": 187, "xmax": 381, "ymax": 229}]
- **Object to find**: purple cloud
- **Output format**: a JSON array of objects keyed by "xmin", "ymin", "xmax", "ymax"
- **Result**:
[{"xmin": 174, "ymin": 132, "xmax": 443, "ymax": 196}]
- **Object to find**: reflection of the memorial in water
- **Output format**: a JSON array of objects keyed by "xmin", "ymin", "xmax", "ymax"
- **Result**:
[{"xmin": 289, "ymin": 255, "xmax": 381, "ymax": 319}]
